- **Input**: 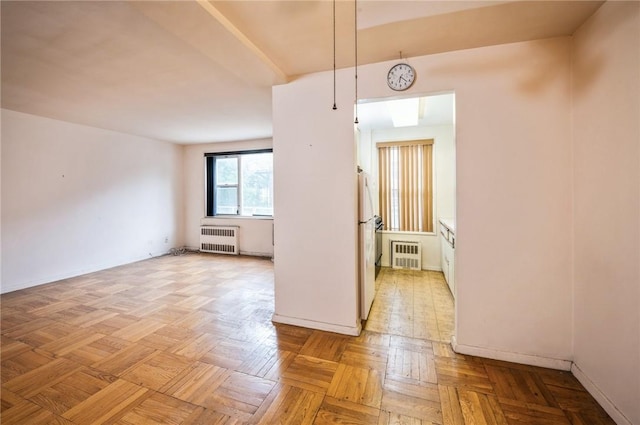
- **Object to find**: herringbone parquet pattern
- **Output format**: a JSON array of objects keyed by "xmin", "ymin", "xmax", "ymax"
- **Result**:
[{"xmin": 1, "ymin": 253, "xmax": 615, "ymax": 424}]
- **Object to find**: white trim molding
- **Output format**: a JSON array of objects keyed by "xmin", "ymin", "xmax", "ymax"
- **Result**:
[
  {"xmin": 571, "ymin": 363, "xmax": 633, "ymax": 425},
  {"xmin": 451, "ymin": 336, "xmax": 572, "ymax": 371},
  {"xmin": 272, "ymin": 314, "xmax": 362, "ymax": 336}
]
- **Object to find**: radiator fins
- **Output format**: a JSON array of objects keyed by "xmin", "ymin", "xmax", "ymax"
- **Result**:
[
  {"xmin": 200, "ymin": 226, "xmax": 239, "ymax": 255},
  {"xmin": 201, "ymin": 227, "xmax": 235, "ymax": 237},
  {"xmin": 200, "ymin": 243, "xmax": 236, "ymax": 254},
  {"xmin": 391, "ymin": 241, "xmax": 422, "ymax": 270}
]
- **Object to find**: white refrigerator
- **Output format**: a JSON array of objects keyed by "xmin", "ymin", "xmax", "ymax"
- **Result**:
[{"xmin": 358, "ymin": 170, "xmax": 376, "ymax": 320}]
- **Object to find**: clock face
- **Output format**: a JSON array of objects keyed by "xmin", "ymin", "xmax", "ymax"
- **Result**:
[{"xmin": 387, "ymin": 63, "xmax": 415, "ymax": 91}]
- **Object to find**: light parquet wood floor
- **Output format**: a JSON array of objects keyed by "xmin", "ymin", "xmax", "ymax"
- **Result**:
[
  {"xmin": 365, "ymin": 268, "xmax": 454, "ymax": 342},
  {"xmin": 1, "ymin": 253, "xmax": 615, "ymax": 424}
]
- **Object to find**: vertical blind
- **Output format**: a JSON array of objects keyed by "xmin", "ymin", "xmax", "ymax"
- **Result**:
[{"xmin": 378, "ymin": 139, "xmax": 433, "ymax": 233}]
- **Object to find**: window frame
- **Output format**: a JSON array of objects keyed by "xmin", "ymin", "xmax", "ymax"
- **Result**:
[
  {"xmin": 205, "ymin": 149, "xmax": 273, "ymax": 218},
  {"xmin": 377, "ymin": 139, "xmax": 434, "ymax": 233}
]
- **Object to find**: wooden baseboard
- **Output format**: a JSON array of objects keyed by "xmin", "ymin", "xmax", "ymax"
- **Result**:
[
  {"xmin": 272, "ymin": 314, "xmax": 362, "ymax": 336},
  {"xmin": 451, "ymin": 336, "xmax": 572, "ymax": 371}
]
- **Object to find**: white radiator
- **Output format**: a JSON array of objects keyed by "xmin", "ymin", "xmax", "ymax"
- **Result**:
[
  {"xmin": 200, "ymin": 225, "xmax": 239, "ymax": 255},
  {"xmin": 391, "ymin": 241, "xmax": 421, "ymax": 270}
]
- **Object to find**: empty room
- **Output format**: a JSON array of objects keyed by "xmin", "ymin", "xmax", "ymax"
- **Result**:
[{"xmin": 1, "ymin": 1, "xmax": 638, "ymax": 424}]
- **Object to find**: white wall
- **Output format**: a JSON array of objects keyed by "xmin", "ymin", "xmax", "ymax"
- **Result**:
[
  {"xmin": 402, "ymin": 38, "xmax": 571, "ymax": 368},
  {"xmin": 1, "ymin": 109, "xmax": 183, "ymax": 293},
  {"xmin": 272, "ymin": 37, "xmax": 574, "ymax": 365},
  {"xmin": 0, "ymin": 116, "xmax": 3, "ymax": 288},
  {"xmin": 571, "ymin": 3, "xmax": 640, "ymax": 424},
  {"xmin": 183, "ymin": 140, "xmax": 274, "ymax": 257},
  {"xmin": 368, "ymin": 123, "xmax": 455, "ymax": 271},
  {"xmin": 272, "ymin": 69, "xmax": 360, "ymax": 335},
  {"xmin": 363, "ymin": 38, "xmax": 574, "ymax": 366}
]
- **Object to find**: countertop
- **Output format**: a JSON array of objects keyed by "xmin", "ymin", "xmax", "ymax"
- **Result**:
[{"xmin": 439, "ymin": 218, "xmax": 455, "ymax": 234}]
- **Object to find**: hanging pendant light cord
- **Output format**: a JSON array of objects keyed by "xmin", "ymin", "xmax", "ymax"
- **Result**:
[
  {"xmin": 354, "ymin": 0, "xmax": 359, "ymax": 124},
  {"xmin": 332, "ymin": 0, "xmax": 337, "ymax": 110}
]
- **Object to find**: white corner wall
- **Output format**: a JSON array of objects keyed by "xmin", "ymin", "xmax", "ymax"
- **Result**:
[
  {"xmin": 359, "ymin": 38, "xmax": 574, "ymax": 366},
  {"xmin": 273, "ymin": 38, "xmax": 574, "ymax": 357},
  {"xmin": 0, "ymin": 117, "xmax": 3, "ymax": 288},
  {"xmin": 1, "ymin": 109, "xmax": 184, "ymax": 293},
  {"xmin": 272, "ymin": 69, "xmax": 360, "ymax": 336},
  {"xmin": 183, "ymin": 140, "xmax": 274, "ymax": 257},
  {"xmin": 571, "ymin": 2, "xmax": 640, "ymax": 424}
]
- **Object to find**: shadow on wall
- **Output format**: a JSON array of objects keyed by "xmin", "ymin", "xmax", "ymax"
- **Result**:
[
  {"xmin": 571, "ymin": 2, "xmax": 638, "ymax": 100},
  {"xmin": 424, "ymin": 3, "xmax": 636, "ymax": 99},
  {"xmin": 423, "ymin": 38, "xmax": 600, "ymax": 97}
]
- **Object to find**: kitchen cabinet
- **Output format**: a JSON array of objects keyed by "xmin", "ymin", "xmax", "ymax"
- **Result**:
[{"xmin": 439, "ymin": 219, "xmax": 455, "ymax": 297}]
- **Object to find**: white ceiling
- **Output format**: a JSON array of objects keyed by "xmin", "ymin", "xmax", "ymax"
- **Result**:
[
  {"xmin": 1, "ymin": 1, "xmax": 604, "ymax": 144},
  {"xmin": 358, "ymin": 93, "xmax": 455, "ymax": 130}
]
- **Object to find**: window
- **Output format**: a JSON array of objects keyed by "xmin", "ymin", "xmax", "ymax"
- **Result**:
[
  {"xmin": 378, "ymin": 139, "xmax": 433, "ymax": 232},
  {"xmin": 205, "ymin": 149, "xmax": 273, "ymax": 217}
]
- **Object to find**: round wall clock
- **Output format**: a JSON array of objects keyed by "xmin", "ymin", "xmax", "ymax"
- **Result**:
[{"xmin": 387, "ymin": 63, "xmax": 416, "ymax": 91}]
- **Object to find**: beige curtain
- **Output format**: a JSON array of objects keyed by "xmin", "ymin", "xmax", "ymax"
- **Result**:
[{"xmin": 378, "ymin": 139, "xmax": 433, "ymax": 233}]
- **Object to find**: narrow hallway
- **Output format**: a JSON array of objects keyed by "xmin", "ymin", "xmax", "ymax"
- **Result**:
[{"xmin": 365, "ymin": 268, "xmax": 454, "ymax": 342}]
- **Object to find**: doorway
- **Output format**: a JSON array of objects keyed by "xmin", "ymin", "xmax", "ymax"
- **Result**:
[{"xmin": 356, "ymin": 92, "xmax": 456, "ymax": 341}]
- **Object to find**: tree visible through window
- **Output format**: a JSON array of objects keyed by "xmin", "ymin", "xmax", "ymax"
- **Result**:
[
  {"xmin": 205, "ymin": 150, "xmax": 273, "ymax": 217},
  {"xmin": 378, "ymin": 140, "xmax": 433, "ymax": 232}
]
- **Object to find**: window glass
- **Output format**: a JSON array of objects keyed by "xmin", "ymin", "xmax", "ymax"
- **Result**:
[
  {"xmin": 215, "ymin": 187, "xmax": 238, "ymax": 215},
  {"xmin": 241, "ymin": 153, "xmax": 273, "ymax": 216},
  {"xmin": 205, "ymin": 150, "xmax": 273, "ymax": 217},
  {"xmin": 215, "ymin": 157, "xmax": 238, "ymax": 185}
]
